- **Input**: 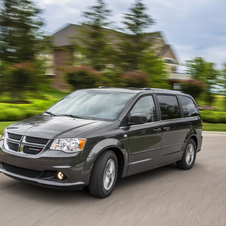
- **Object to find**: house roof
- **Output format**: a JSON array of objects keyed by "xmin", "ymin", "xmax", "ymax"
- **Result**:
[
  {"xmin": 51, "ymin": 23, "xmax": 179, "ymax": 63},
  {"xmin": 52, "ymin": 24, "xmax": 81, "ymax": 47}
]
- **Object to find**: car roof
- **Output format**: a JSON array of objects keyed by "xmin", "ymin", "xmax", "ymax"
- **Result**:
[{"xmin": 85, "ymin": 87, "xmax": 183, "ymax": 95}]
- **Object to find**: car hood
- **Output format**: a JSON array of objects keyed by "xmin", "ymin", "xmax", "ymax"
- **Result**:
[{"xmin": 6, "ymin": 115, "xmax": 108, "ymax": 139}]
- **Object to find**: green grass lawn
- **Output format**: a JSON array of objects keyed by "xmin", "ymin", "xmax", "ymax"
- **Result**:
[
  {"xmin": 203, "ymin": 123, "xmax": 226, "ymax": 132},
  {"xmin": 0, "ymin": 121, "xmax": 225, "ymax": 134},
  {"xmin": 0, "ymin": 121, "xmax": 16, "ymax": 134}
]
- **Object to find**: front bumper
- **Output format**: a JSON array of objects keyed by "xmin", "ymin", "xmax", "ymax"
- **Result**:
[{"xmin": 0, "ymin": 141, "xmax": 92, "ymax": 189}]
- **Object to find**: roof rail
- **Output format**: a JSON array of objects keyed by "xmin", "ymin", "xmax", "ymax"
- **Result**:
[
  {"xmin": 98, "ymin": 86, "xmax": 113, "ymax": 88},
  {"xmin": 141, "ymin": 88, "xmax": 182, "ymax": 93}
]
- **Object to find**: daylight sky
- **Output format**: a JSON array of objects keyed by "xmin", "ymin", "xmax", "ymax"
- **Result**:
[{"xmin": 37, "ymin": 0, "xmax": 226, "ymax": 69}]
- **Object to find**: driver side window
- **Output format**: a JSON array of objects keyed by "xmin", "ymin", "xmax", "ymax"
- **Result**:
[{"xmin": 130, "ymin": 96, "xmax": 157, "ymax": 122}]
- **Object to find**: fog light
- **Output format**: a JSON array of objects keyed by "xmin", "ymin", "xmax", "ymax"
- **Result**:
[{"xmin": 57, "ymin": 172, "xmax": 64, "ymax": 180}]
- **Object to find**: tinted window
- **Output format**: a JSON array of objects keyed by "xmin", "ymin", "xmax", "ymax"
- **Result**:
[
  {"xmin": 130, "ymin": 96, "xmax": 157, "ymax": 122},
  {"xmin": 157, "ymin": 95, "xmax": 180, "ymax": 120},
  {"xmin": 179, "ymin": 96, "xmax": 199, "ymax": 117}
]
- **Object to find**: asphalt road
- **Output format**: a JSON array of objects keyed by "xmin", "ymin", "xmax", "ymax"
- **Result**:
[{"xmin": 0, "ymin": 132, "xmax": 226, "ymax": 226}]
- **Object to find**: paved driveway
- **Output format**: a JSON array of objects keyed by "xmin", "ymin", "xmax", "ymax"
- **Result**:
[{"xmin": 0, "ymin": 132, "xmax": 226, "ymax": 226}]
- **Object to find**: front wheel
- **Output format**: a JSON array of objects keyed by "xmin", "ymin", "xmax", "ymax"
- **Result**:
[
  {"xmin": 177, "ymin": 139, "xmax": 196, "ymax": 170},
  {"xmin": 89, "ymin": 150, "xmax": 118, "ymax": 198}
]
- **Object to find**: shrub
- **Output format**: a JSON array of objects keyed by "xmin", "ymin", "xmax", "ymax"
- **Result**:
[
  {"xmin": 65, "ymin": 66, "xmax": 101, "ymax": 90},
  {"xmin": 0, "ymin": 99, "xmax": 58, "ymax": 121},
  {"xmin": 200, "ymin": 110, "xmax": 226, "ymax": 123},
  {"xmin": 1, "ymin": 62, "xmax": 48, "ymax": 102},
  {"xmin": 180, "ymin": 79, "xmax": 205, "ymax": 99},
  {"xmin": 120, "ymin": 70, "xmax": 150, "ymax": 88}
]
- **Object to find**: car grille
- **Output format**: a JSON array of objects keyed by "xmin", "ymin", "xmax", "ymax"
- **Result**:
[
  {"xmin": 1, "ymin": 162, "xmax": 42, "ymax": 178},
  {"xmin": 7, "ymin": 141, "xmax": 19, "ymax": 152},
  {"xmin": 25, "ymin": 136, "xmax": 48, "ymax": 145},
  {"xmin": 8, "ymin": 133, "xmax": 22, "ymax": 141},
  {"xmin": 5, "ymin": 132, "xmax": 49, "ymax": 155}
]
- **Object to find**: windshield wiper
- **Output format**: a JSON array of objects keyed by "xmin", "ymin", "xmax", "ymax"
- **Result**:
[
  {"xmin": 57, "ymin": 114, "xmax": 87, "ymax": 119},
  {"xmin": 45, "ymin": 111, "xmax": 56, "ymax": 116}
]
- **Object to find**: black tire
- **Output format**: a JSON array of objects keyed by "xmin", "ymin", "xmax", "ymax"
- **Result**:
[
  {"xmin": 89, "ymin": 150, "xmax": 118, "ymax": 198},
  {"xmin": 177, "ymin": 139, "xmax": 196, "ymax": 170}
]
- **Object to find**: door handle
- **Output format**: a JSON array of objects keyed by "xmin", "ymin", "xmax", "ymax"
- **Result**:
[
  {"xmin": 163, "ymin": 126, "xmax": 170, "ymax": 131},
  {"xmin": 153, "ymin": 128, "xmax": 161, "ymax": 133}
]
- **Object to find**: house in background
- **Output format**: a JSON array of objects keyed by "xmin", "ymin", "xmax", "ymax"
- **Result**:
[{"xmin": 49, "ymin": 24, "xmax": 189, "ymax": 91}]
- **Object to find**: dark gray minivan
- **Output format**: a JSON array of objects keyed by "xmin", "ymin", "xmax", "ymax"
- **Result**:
[{"xmin": 0, "ymin": 88, "xmax": 203, "ymax": 198}]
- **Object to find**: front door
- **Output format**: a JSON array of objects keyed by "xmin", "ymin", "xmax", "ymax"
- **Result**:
[{"xmin": 127, "ymin": 95, "xmax": 162, "ymax": 174}]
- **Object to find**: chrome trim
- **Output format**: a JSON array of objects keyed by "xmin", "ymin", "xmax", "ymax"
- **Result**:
[
  {"xmin": 22, "ymin": 136, "xmax": 46, "ymax": 147},
  {"xmin": 7, "ymin": 133, "xmax": 22, "ymax": 141},
  {"xmin": 6, "ymin": 134, "xmax": 47, "ymax": 147},
  {"xmin": 4, "ymin": 134, "xmax": 49, "ymax": 155},
  {"xmin": 6, "ymin": 137, "xmax": 20, "ymax": 144},
  {"xmin": 4, "ymin": 139, "xmax": 19, "ymax": 152},
  {"xmin": 129, "ymin": 158, "xmax": 152, "ymax": 165}
]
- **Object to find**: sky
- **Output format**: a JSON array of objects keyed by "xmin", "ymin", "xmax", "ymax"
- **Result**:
[{"xmin": 36, "ymin": 0, "xmax": 226, "ymax": 69}]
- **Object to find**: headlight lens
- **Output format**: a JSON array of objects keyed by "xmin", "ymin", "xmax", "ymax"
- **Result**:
[{"xmin": 50, "ymin": 138, "xmax": 86, "ymax": 153}]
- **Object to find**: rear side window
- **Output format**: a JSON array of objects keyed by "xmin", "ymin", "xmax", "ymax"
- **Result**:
[
  {"xmin": 130, "ymin": 96, "xmax": 157, "ymax": 122},
  {"xmin": 157, "ymin": 95, "xmax": 180, "ymax": 120},
  {"xmin": 179, "ymin": 96, "xmax": 199, "ymax": 117}
]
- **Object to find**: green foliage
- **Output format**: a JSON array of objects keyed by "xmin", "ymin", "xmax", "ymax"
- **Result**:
[
  {"xmin": 98, "ymin": 72, "xmax": 121, "ymax": 87},
  {"xmin": 65, "ymin": 66, "xmax": 101, "ymax": 90},
  {"xmin": 120, "ymin": 70, "xmax": 150, "ymax": 88},
  {"xmin": 200, "ymin": 110, "xmax": 226, "ymax": 123},
  {"xmin": 180, "ymin": 79, "xmax": 205, "ymax": 99},
  {"xmin": 218, "ymin": 63, "xmax": 226, "ymax": 111},
  {"xmin": 0, "ymin": 99, "xmax": 58, "ymax": 121},
  {"xmin": 78, "ymin": 0, "xmax": 113, "ymax": 71},
  {"xmin": 186, "ymin": 57, "xmax": 218, "ymax": 106},
  {"xmin": 202, "ymin": 123, "xmax": 226, "ymax": 132},
  {"xmin": 1, "ymin": 62, "xmax": 49, "ymax": 101},
  {"xmin": 140, "ymin": 52, "xmax": 169, "ymax": 88},
  {"xmin": 119, "ymin": 0, "xmax": 154, "ymax": 71},
  {"xmin": 0, "ymin": 0, "xmax": 44, "ymax": 63}
]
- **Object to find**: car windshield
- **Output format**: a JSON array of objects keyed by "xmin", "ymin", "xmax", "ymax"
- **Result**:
[{"xmin": 47, "ymin": 90, "xmax": 134, "ymax": 120}]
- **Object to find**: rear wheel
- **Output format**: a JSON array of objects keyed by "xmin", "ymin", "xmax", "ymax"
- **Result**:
[
  {"xmin": 89, "ymin": 150, "xmax": 118, "ymax": 198},
  {"xmin": 177, "ymin": 139, "xmax": 196, "ymax": 170}
]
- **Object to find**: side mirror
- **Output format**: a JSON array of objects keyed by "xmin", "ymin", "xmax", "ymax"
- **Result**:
[{"xmin": 129, "ymin": 113, "xmax": 147, "ymax": 125}]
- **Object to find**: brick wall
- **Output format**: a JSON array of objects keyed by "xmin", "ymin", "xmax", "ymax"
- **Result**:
[{"xmin": 53, "ymin": 48, "xmax": 74, "ymax": 91}]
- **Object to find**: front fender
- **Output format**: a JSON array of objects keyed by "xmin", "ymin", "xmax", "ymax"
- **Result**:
[
  {"xmin": 82, "ymin": 138, "xmax": 128, "ymax": 184},
  {"xmin": 87, "ymin": 138, "xmax": 126, "ymax": 159}
]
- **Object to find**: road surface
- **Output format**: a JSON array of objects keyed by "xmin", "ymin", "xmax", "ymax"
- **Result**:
[{"xmin": 0, "ymin": 132, "xmax": 226, "ymax": 226}]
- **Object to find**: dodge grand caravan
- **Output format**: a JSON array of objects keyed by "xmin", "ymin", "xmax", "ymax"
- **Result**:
[{"xmin": 0, "ymin": 87, "xmax": 203, "ymax": 198}]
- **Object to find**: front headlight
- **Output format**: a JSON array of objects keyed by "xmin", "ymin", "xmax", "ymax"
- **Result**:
[
  {"xmin": 1, "ymin": 129, "xmax": 7, "ymax": 141},
  {"xmin": 50, "ymin": 138, "xmax": 86, "ymax": 153}
]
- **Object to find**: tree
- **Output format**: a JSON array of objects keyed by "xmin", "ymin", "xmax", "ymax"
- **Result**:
[
  {"xmin": 79, "ymin": 0, "xmax": 112, "ymax": 71},
  {"xmin": 219, "ymin": 63, "xmax": 226, "ymax": 111},
  {"xmin": 186, "ymin": 57, "xmax": 218, "ymax": 106},
  {"xmin": 119, "ymin": 0, "xmax": 154, "ymax": 71},
  {"xmin": 140, "ymin": 51, "xmax": 169, "ymax": 88},
  {"xmin": 0, "ymin": 0, "xmax": 44, "ymax": 64},
  {"xmin": 180, "ymin": 80, "xmax": 205, "ymax": 100}
]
